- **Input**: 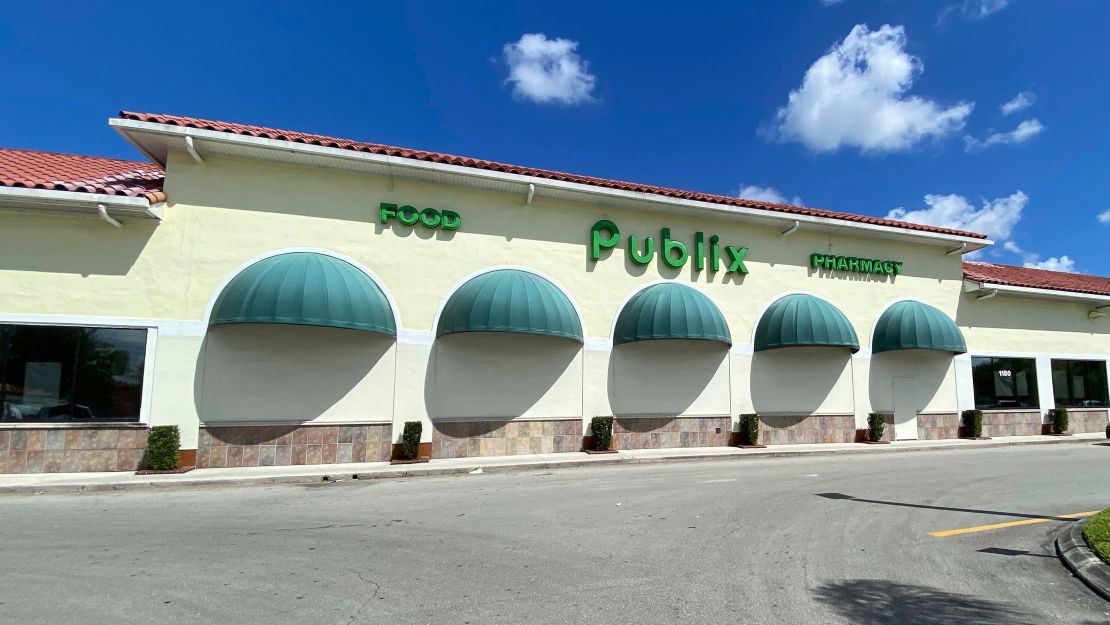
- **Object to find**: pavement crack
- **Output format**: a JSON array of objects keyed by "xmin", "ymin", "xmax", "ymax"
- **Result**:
[{"xmin": 347, "ymin": 570, "xmax": 381, "ymax": 625}]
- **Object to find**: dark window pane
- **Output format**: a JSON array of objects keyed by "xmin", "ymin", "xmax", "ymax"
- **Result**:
[
  {"xmin": 0, "ymin": 324, "xmax": 146, "ymax": 422},
  {"xmin": 971, "ymin": 356, "xmax": 1039, "ymax": 410},
  {"xmin": 1051, "ymin": 359, "xmax": 1109, "ymax": 408}
]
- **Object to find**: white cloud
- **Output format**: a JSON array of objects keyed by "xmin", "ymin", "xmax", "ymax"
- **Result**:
[
  {"xmin": 964, "ymin": 119, "xmax": 1044, "ymax": 151},
  {"xmin": 769, "ymin": 24, "xmax": 973, "ymax": 153},
  {"xmin": 819, "ymin": 0, "xmax": 844, "ymax": 5},
  {"xmin": 938, "ymin": 0, "xmax": 1008, "ymax": 24},
  {"xmin": 1000, "ymin": 91, "xmax": 1035, "ymax": 116},
  {"xmin": 502, "ymin": 33, "xmax": 596, "ymax": 105},
  {"xmin": 738, "ymin": 184, "xmax": 802, "ymax": 206},
  {"xmin": 886, "ymin": 190, "xmax": 1026, "ymax": 242},
  {"xmin": 1097, "ymin": 208, "xmax": 1110, "ymax": 224},
  {"xmin": 998, "ymin": 238, "xmax": 1076, "ymax": 273},
  {"xmin": 1025, "ymin": 255, "xmax": 1077, "ymax": 272}
]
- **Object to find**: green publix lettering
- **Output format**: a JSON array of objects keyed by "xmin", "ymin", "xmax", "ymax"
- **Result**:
[{"xmin": 590, "ymin": 220, "xmax": 748, "ymax": 274}]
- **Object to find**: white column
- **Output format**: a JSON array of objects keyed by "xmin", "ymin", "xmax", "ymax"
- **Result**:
[
  {"xmin": 954, "ymin": 353, "xmax": 975, "ymax": 415},
  {"xmin": 1034, "ymin": 356, "xmax": 1056, "ymax": 422}
]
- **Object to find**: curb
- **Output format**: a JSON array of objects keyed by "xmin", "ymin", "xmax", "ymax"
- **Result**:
[
  {"xmin": 0, "ymin": 434, "xmax": 1100, "ymax": 496},
  {"xmin": 1056, "ymin": 518, "xmax": 1110, "ymax": 601}
]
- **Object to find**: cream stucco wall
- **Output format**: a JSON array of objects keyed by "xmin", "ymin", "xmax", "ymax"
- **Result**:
[{"xmin": 2, "ymin": 150, "xmax": 1107, "ymax": 447}]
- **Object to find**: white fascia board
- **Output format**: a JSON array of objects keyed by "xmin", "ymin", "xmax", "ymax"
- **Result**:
[
  {"xmin": 965, "ymin": 280, "xmax": 1110, "ymax": 305},
  {"xmin": 110, "ymin": 118, "xmax": 991, "ymax": 252},
  {"xmin": 0, "ymin": 186, "xmax": 162, "ymax": 220}
]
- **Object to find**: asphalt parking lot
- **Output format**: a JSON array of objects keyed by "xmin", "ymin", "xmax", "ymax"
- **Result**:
[{"xmin": 2, "ymin": 443, "xmax": 1108, "ymax": 624}]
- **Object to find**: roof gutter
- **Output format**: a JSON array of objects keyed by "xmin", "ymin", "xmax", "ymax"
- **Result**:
[
  {"xmin": 0, "ymin": 186, "xmax": 163, "ymax": 221},
  {"xmin": 109, "ymin": 117, "xmax": 990, "ymax": 251},
  {"xmin": 964, "ymin": 279, "xmax": 1110, "ymax": 306}
]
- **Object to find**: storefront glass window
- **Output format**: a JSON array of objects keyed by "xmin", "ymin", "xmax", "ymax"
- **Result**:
[
  {"xmin": 0, "ymin": 324, "xmax": 147, "ymax": 422},
  {"xmin": 1051, "ymin": 360, "xmax": 1109, "ymax": 408},
  {"xmin": 971, "ymin": 357, "xmax": 1039, "ymax": 410}
]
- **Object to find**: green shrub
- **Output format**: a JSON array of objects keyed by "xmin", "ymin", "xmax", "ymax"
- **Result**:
[
  {"xmin": 401, "ymin": 421, "xmax": 422, "ymax": 460},
  {"xmin": 740, "ymin": 414, "xmax": 760, "ymax": 445},
  {"xmin": 1050, "ymin": 408, "xmax": 1069, "ymax": 434},
  {"xmin": 867, "ymin": 413, "xmax": 886, "ymax": 442},
  {"xmin": 962, "ymin": 409, "xmax": 983, "ymax": 438},
  {"xmin": 591, "ymin": 416, "xmax": 614, "ymax": 451},
  {"xmin": 146, "ymin": 426, "xmax": 180, "ymax": 470}
]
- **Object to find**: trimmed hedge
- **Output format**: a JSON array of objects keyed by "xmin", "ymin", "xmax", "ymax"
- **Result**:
[
  {"xmin": 962, "ymin": 409, "xmax": 983, "ymax": 438},
  {"xmin": 867, "ymin": 413, "xmax": 886, "ymax": 442},
  {"xmin": 146, "ymin": 426, "xmax": 180, "ymax": 470},
  {"xmin": 591, "ymin": 416, "xmax": 614, "ymax": 451},
  {"xmin": 401, "ymin": 421, "xmax": 422, "ymax": 460},
  {"xmin": 739, "ymin": 414, "xmax": 760, "ymax": 445},
  {"xmin": 1050, "ymin": 408, "xmax": 1069, "ymax": 434}
]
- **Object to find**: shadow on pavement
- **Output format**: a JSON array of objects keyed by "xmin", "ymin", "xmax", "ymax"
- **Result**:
[
  {"xmin": 812, "ymin": 579, "xmax": 1035, "ymax": 625},
  {"xmin": 815, "ymin": 492, "xmax": 1078, "ymax": 521}
]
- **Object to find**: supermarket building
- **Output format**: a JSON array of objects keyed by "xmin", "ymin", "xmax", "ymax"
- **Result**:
[{"xmin": 0, "ymin": 111, "xmax": 1107, "ymax": 473}]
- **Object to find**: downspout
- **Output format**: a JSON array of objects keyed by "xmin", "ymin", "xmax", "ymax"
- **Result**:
[
  {"xmin": 976, "ymin": 289, "xmax": 998, "ymax": 300},
  {"xmin": 780, "ymin": 220, "xmax": 800, "ymax": 237},
  {"xmin": 185, "ymin": 135, "xmax": 205, "ymax": 164},
  {"xmin": 97, "ymin": 204, "xmax": 123, "ymax": 228},
  {"xmin": 526, "ymin": 183, "xmax": 535, "ymax": 205}
]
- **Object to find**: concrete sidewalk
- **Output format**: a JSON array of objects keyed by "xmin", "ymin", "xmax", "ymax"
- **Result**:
[{"xmin": 0, "ymin": 432, "xmax": 1104, "ymax": 495}]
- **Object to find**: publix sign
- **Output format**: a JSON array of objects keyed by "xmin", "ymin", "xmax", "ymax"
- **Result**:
[{"xmin": 590, "ymin": 220, "xmax": 749, "ymax": 274}]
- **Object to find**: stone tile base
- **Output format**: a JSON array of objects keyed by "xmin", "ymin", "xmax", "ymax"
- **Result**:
[
  {"xmin": 982, "ymin": 411, "xmax": 1042, "ymax": 437},
  {"xmin": 0, "ymin": 426, "xmax": 148, "ymax": 473},
  {"xmin": 613, "ymin": 416, "xmax": 731, "ymax": 450},
  {"xmin": 761, "ymin": 414, "xmax": 856, "ymax": 445},
  {"xmin": 197, "ymin": 423, "xmax": 392, "ymax": 469},
  {"xmin": 432, "ymin": 419, "xmax": 582, "ymax": 458},
  {"xmin": 1065, "ymin": 409, "xmax": 1108, "ymax": 434},
  {"xmin": 918, "ymin": 413, "xmax": 960, "ymax": 440}
]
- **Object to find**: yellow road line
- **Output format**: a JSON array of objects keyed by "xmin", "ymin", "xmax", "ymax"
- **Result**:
[{"xmin": 929, "ymin": 511, "xmax": 1100, "ymax": 537}]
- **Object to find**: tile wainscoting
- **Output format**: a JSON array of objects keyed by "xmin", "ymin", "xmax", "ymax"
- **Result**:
[
  {"xmin": 197, "ymin": 423, "xmax": 392, "ymax": 468},
  {"xmin": 981, "ymin": 410, "xmax": 1043, "ymax": 437},
  {"xmin": 612, "ymin": 415, "xmax": 731, "ymax": 450},
  {"xmin": 432, "ymin": 419, "xmax": 582, "ymax": 458},
  {"xmin": 1065, "ymin": 409, "xmax": 1108, "ymax": 434},
  {"xmin": 760, "ymin": 414, "xmax": 856, "ymax": 445},
  {"xmin": 917, "ymin": 413, "xmax": 960, "ymax": 440},
  {"xmin": 0, "ymin": 425, "xmax": 148, "ymax": 473}
]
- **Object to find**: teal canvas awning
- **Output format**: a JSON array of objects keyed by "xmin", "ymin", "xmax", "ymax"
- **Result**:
[
  {"xmin": 754, "ymin": 294, "xmax": 859, "ymax": 352},
  {"xmin": 872, "ymin": 300, "xmax": 966, "ymax": 354},
  {"xmin": 437, "ymin": 269, "xmax": 583, "ymax": 341},
  {"xmin": 613, "ymin": 283, "xmax": 731, "ymax": 346},
  {"xmin": 210, "ymin": 252, "xmax": 396, "ymax": 336}
]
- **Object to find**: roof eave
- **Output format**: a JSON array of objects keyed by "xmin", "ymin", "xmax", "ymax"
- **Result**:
[
  {"xmin": 110, "ymin": 117, "xmax": 989, "ymax": 252},
  {"xmin": 0, "ymin": 186, "xmax": 163, "ymax": 220},
  {"xmin": 963, "ymin": 279, "xmax": 1110, "ymax": 306}
]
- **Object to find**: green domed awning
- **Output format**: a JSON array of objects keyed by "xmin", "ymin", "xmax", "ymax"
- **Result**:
[
  {"xmin": 872, "ymin": 300, "xmax": 966, "ymax": 354},
  {"xmin": 210, "ymin": 252, "xmax": 396, "ymax": 336},
  {"xmin": 754, "ymin": 294, "xmax": 859, "ymax": 352},
  {"xmin": 437, "ymin": 269, "xmax": 583, "ymax": 341},
  {"xmin": 614, "ymin": 283, "xmax": 731, "ymax": 346}
]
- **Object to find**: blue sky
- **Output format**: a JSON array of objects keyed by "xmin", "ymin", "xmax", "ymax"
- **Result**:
[{"xmin": 2, "ymin": 1, "xmax": 1108, "ymax": 274}]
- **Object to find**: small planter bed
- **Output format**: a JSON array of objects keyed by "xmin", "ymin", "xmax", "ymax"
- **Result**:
[
  {"xmin": 136, "ymin": 465, "xmax": 195, "ymax": 475},
  {"xmin": 860, "ymin": 413, "xmax": 889, "ymax": 444},
  {"xmin": 391, "ymin": 421, "xmax": 429, "ymax": 464},
  {"xmin": 960, "ymin": 410, "xmax": 991, "ymax": 440},
  {"xmin": 735, "ymin": 414, "xmax": 765, "ymax": 448},
  {"xmin": 587, "ymin": 416, "xmax": 616, "ymax": 454}
]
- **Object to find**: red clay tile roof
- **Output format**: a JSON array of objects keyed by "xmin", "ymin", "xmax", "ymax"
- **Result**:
[
  {"xmin": 963, "ymin": 261, "xmax": 1110, "ymax": 298},
  {"xmin": 118, "ymin": 111, "xmax": 989, "ymax": 240},
  {"xmin": 0, "ymin": 147, "xmax": 165, "ymax": 204}
]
